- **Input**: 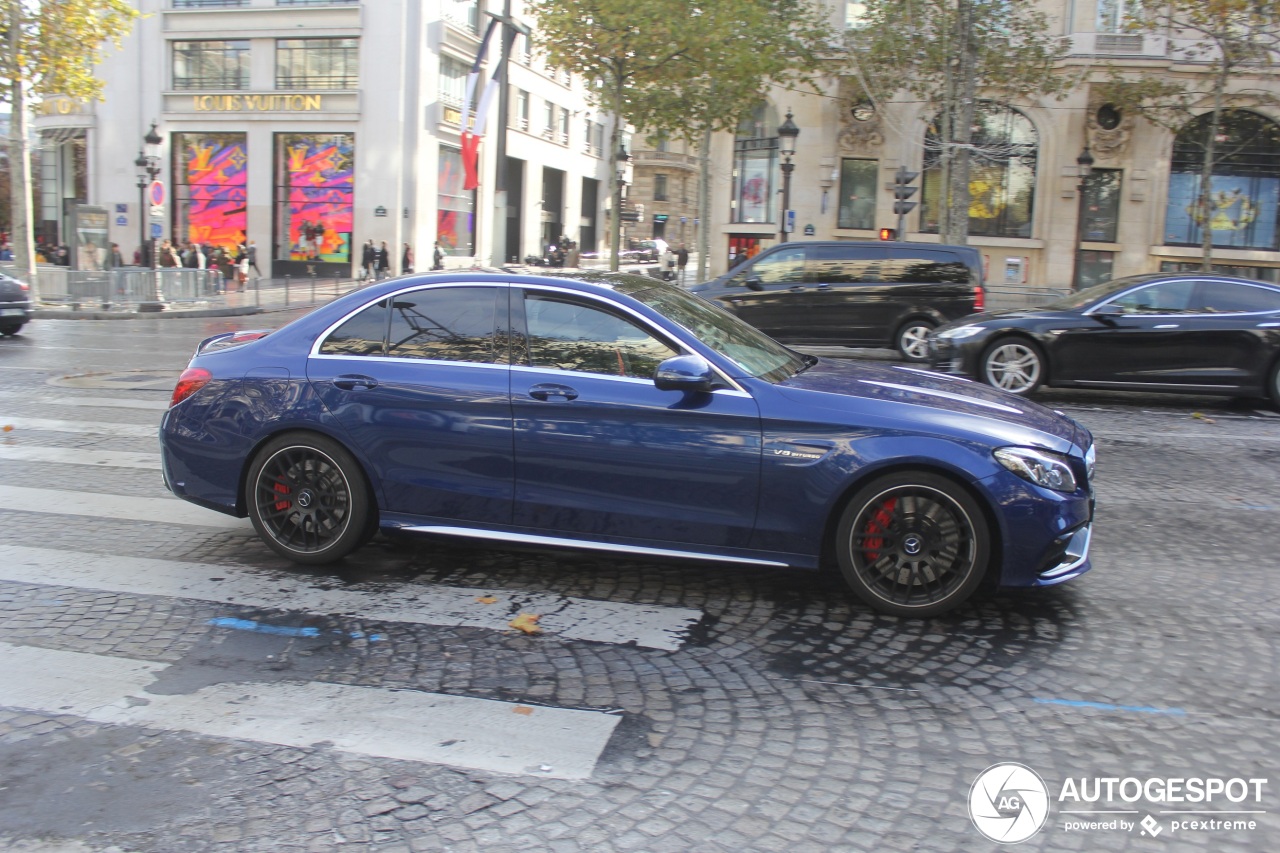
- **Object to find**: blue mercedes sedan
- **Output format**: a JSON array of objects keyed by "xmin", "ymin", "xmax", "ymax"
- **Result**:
[{"xmin": 160, "ymin": 271, "xmax": 1095, "ymax": 617}]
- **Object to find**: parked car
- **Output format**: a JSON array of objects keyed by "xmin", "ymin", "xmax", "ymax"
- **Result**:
[
  {"xmin": 161, "ymin": 271, "xmax": 1094, "ymax": 617},
  {"xmin": 0, "ymin": 271, "xmax": 33, "ymax": 336},
  {"xmin": 929, "ymin": 273, "xmax": 1280, "ymax": 407},
  {"xmin": 690, "ymin": 241, "xmax": 985, "ymax": 361},
  {"xmin": 629, "ymin": 239, "xmax": 668, "ymax": 263}
]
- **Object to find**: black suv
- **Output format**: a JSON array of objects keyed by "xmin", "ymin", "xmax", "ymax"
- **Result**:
[{"xmin": 690, "ymin": 241, "xmax": 985, "ymax": 361}]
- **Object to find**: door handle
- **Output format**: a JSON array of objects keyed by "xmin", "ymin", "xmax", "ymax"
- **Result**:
[
  {"xmin": 528, "ymin": 383, "xmax": 578, "ymax": 401},
  {"xmin": 789, "ymin": 285, "xmax": 805, "ymax": 292},
  {"xmin": 332, "ymin": 374, "xmax": 379, "ymax": 391}
]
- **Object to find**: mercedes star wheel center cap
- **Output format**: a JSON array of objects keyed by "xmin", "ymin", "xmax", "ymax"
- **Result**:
[
  {"xmin": 903, "ymin": 534, "xmax": 923, "ymax": 556},
  {"xmin": 296, "ymin": 490, "xmax": 314, "ymax": 509}
]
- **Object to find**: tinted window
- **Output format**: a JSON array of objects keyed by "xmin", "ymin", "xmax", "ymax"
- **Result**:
[
  {"xmin": 740, "ymin": 246, "xmax": 807, "ymax": 285},
  {"xmin": 881, "ymin": 252, "xmax": 972, "ymax": 284},
  {"xmin": 807, "ymin": 245, "xmax": 882, "ymax": 284},
  {"xmin": 319, "ymin": 299, "xmax": 388, "ymax": 355},
  {"xmin": 388, "ymin": 287, "xmax": 499, "ymax": 363},
  {"xmin": 523, "ymin": 295, "xmax": 678, "ymax": 379},
  {"xmin": 1194, "ymin": 281, "xmax": 1280, "ymax": 313},
  {"xmin": 1105, "ymin": 280, "xmax": 1198, "ymax": 314}
]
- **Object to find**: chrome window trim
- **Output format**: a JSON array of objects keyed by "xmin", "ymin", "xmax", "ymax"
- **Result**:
[
  {"xmin": 1086, "ymin": 279, "xmax": 1280, "ymax": 319},
  {"xmin": 309, "ymin": 281, "xmax": 510, "ymax": 359},
  {"xmin": 309, "ymin": 353, "xmax": 511, "ymax": 371}
]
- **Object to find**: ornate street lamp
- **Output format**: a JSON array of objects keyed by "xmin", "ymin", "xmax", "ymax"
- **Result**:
[
  {"xmin": 1070, "ymin": 144, "xmax": 1095, "ymax": 291},
  {"xmin": 777, "ymin": 110, "xmax": 800, "ymax": 244},
  {"xmin": 134, "ymin": 123, "xmax": 163, "ymax": 269}
]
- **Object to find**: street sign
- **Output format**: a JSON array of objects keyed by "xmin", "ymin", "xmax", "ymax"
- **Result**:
[
  {"xmin": 151, "ymin": 223, "xmax": 163, "ymax": 238},
  {"xmin": 784, "ymin": 210, "xmax": 796, "ymax": 233},
  {"xmin": 148, "ymin": 180, "xmax": 165, "ymax": 207},
  {"xmin": 116, "ymin": 216, "xmax": 128, "ymax": 226},
  {"xmin": 803, "ymin": 224, "xmax": 815, "ymax": 236}
]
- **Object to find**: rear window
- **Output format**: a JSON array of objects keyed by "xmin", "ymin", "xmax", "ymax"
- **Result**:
[{"xmin": 881, "ymin": 253, "xmax": 974, "ymax": 284}]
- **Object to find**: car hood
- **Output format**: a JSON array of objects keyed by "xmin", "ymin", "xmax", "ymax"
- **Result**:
[{"xmin": 774, "ymin": 358, "xmax": 1090, "ymax": 451}]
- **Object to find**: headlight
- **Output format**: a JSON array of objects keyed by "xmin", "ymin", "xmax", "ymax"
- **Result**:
[
  {"xmin": 936, "ymin": 325, "xmax": 985, "ymax": 341},
  {"xmin": 1084, "ymin": 443, "xmax": 1096, "ymax": 481},
  {"xmin": 995, "ymin": 447, "xmax": 1078, "ymax": 493}
]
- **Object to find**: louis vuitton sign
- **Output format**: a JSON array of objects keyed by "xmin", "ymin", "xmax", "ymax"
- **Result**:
[{"xmin": 193, "ymin": 94, "xmax": 324, "ymax": 112}]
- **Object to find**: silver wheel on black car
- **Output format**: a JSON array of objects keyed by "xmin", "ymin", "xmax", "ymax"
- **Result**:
[
  {"xmin": 981, "ymin": 337, "xmax": 1044, "ymax": 395},
  {"xmin": 836, "ymin": 472, "xmax": 990, "ymax": 617},
  {"xmin": 896, "ymin": 320, "xmax": 935, "ymax": 362},
  {"xmin": 246, "ymin": 433, "xmax": 372, "ymax": 564}
]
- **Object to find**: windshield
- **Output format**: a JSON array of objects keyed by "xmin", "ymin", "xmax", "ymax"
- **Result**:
[
  {"xmin": 631, "ymin": 285, "xmax": 806, "ymax": 383},
  {"xmin": 1042, "ymin": 275, "xmax": 1163, "ymax": 310}
]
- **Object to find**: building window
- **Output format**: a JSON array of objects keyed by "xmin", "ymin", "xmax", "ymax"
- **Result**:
[
  {"xmin": 585, "ymin": 121, "xmax": 604, "ymax": 157},
  {"xmin": 276, "ymin": 39, "xmax": 358, "ymax": 90},
  {"xmin": 174, "ymin": 132, "xmax": 247, "ymax": 252},
  {"xmin": 276, "ymin": 0, "xmax": 358, "ymax": 6},
  {"xmin": 516, "ymin": 89, "xmax": 530, "ymax": 131},
  {"xmin": 732, "ymin": 104, "xmax": 779, "ymax": 224},
  {"xmin": 173, "ymin": 1, "xmax": 248, "ymax": 7},
  {"xmin": 543, "ymin": 102, "xmax": 556, "ymax": 140},
  {"xmin": 559, "ymin": 108, "xmax": 570, "ymax": 145},
  {"xmin": 654, "ymin": 174, "xmax": 668, "ymax": 202},
  {"xmin": 274, "ymin": 133, "xmax": 355, "ymax": 263},
  {"xmin": 1097, "ymin": 0, "xmax": 1141, "ymax": 33},
  {"xmin": 441, "ymin": 0, "xmax": 480, "ymax": 33},
  {"xmin": 1164, "ymin": 109, "xmax": 1280, "ymax": 251},
  {"xmin": 921, "ymin": 102, "xmax": 1038, "ymax": 239},
  {"xmin": 837, "ymin": 159, "xmax": 877, "ymax": 230},
  {"xmin": 173, "ymin": 40, "xmax": 249, "ymax": 90},
  {"xmin": 1082, "ymin": 168, "xmax": 1122, "ymax": 243},
  {"xmin": 439, "ymin": 145, "xmax": 476, "ymax": 256},
  {"xmin": 439, "ymin": 56, "xmax": 469, "ymax": 108}
]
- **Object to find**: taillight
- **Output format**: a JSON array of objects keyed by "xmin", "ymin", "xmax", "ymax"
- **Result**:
[
  {"xmin": 170, "ymin": 368, "xmax": 212, "ymax": 407},
  {"xmin": 973, "ymin": 285, "xmax": 985, "ymax": 312}
]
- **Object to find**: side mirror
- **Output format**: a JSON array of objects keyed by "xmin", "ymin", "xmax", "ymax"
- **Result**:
[
  {"xmin": 744, "ymin": 275, "xmax": 764, "ymax": 292},
  {"xmin": 1091, "ymin": 308, "xmax": 1122, "ymax": 326},
  {"xmin": 654, "ymin": 355, "xmax": 715, "ymax": 393}
]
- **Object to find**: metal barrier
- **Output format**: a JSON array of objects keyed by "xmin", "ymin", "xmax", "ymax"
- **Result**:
[
  {"xmin": 0, "ymin": 264, "xmax": 223, "ymax": 308},
  {"xmin": 984, "ymin": 284, "xmax": 1068, "ymax": 311}
]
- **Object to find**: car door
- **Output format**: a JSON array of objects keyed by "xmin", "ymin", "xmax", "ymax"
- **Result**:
[
  {"xmin": 510, "ymin": 286, "xmax": 762, "ymax": 548},
  {"xmin": 716, "ymin": 246, "xmax": 811, "ymax": 340},
  {"xmin": 306, "ymin": 284, "xmax": 515, "ymax": 524},
  {"xmin": 803, "ymin": 244, "xmax": 886, "ymax": 344},
  {"xmin": 1053, "ymin": 279, "xmax": 1222, "ymax": 387}
]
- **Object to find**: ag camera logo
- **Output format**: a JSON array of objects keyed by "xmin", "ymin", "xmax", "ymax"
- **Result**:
[{"xmin": 970, "ymin": 763, "xmax": 1050, "ymax": 843}]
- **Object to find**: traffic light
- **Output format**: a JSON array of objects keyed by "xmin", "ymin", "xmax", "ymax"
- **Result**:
[
  {"xmin": 878, "ymin": 228, "xmax": 896, "ymax": 241},
  {"xmin": 893, "ymin": 166, "xmax": 919, "ymax": 216}
]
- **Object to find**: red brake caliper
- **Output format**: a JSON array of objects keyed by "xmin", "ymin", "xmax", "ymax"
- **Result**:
[
  {"xmin": 863, "ymin": 498, "xmax": 897, "ymax": 561},
  {"xmin": 273, "ymin": 481, "xmax": 291, "ymax": 511}
]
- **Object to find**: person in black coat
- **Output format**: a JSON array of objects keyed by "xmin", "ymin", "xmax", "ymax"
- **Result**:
[{"xmin": 375, "ymin": 241, "xmax": 390, "ymax": 279}]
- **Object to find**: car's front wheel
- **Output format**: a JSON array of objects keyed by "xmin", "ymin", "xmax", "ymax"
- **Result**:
[
  {"xmin": 895, "ymin": 319, "xmax": 936, "ymax": 362},
  {"xmin": 246, "ymin": 433, "xmax": 372, "ymax": 564},
  {"xmin": 1269, "ymin": 358, "xmax": 1280, "ymax": 411},
  {"xmin": 981, "ymin": 337, "xmax": 1045, "ymax": 395},
  {"xmin": 0, "ymin": 323, "xmax": 23, "ymax": 336},
  {"xmin": 836, "ymin": 472, "xmax": 991, "ymax": 617}
]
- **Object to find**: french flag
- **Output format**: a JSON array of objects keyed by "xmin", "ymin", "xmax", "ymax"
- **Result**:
[{"xmin": 458, "ymin": 18, "xmax": 501, "ymax": 191}]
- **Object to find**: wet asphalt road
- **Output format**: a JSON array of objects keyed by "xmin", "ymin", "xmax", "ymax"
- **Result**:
[{"xmin": 0, "ymin": 312, "xmax": 1276, "ymax": 853}]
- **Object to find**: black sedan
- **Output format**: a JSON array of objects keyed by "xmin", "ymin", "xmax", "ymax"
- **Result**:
[
  {"xmin": 929, "ymin": 273, "xmax": 1280, "ymax": 406},
  {"xmin": 0, "ymin": 270, "xmax": 33, "ymax": 336}
]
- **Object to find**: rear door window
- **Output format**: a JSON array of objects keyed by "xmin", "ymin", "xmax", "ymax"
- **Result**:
[
  {"xmin": 387, "ymin": 286, "xmax": 500, "ymax": 363},
  {"xmin": 1192, "ymin": 280, "xmax": 1280, "ymax": 314},
  {"xmin": 880, "ymin": 252, "xmax": 973, "ymax": 284},
  {"xmin": 807, "ymin": 245, "xmax": 885, "ymax": 284},
  {"xmin": 318, "ymin": 299, "xmax": 388, "ymax": 355}
]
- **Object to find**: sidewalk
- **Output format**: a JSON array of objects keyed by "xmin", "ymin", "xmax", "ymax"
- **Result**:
[{"xmin": 32, "ymin": 276, "xmax": 365, "ymax": 320}]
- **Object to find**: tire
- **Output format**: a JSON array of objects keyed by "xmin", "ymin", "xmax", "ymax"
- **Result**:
[
  {"xmin": 981, "ymin": 337, "xmax": 1045, "ymax": 396},
  {"xmin": 895, "ymin": 319, "xmax": 935, "ymax": 362},
  {"xmin": 246, "ymin": 433, "xmax": 372, "ymax": 565},
  {"xmin": 0, "ymin": 323, "xmax": 23, "ymax": 336},
  {"xmin": 1269, "ymin": 358, "xmax": 1280, "ymax": 412},
  {"xmin": 835, "ymin": 472, "xmax": 991, "ymax": 617}
]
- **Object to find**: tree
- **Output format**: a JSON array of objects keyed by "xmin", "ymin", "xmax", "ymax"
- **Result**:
[
  {"xmin": 529, "ymin": 0, "xmax": 832, "ymax": 274},
  {"xmin": 1097, "ymin": 0, "xmax": 1280, "ymax": 270},
  {"xmin": 844, "ymin": 0, "xmax": 1069, "ymax": 244},
  {"xmin": 1, "ymin": 0, "xmax": 137, "ymax": 295}
]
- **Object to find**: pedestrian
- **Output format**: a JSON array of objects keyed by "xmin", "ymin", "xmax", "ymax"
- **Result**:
[
  {"xmin": 676, "ymin": 244, "xmax": 689, "ymax": 283},
  {"xmin": 402, "ymin": 243, "xmax": 414, "ymax": 275},
  {"xmin": 218, "ymin": 248, "xmax": 236, "ymax": 292},
  {"xmin": 661, "ymin": 245, "xmax": 676, "ymax": 281},
  {"xmin": 566, "ymin": 241, "xmax": 580, "ymax": 268},
  {"xmin": 432, "ymin": 241, "xmax": 445, "ymax": 271},
  {"xmin": 361, "ymin": 239, "xmax": 376, "ymax": 280},
  {"xmin": 375, "ymin": 241, "xmax": 390, "ymax": 279},
  {"xmin": 247, "ymin": 240, "xmax": 261, "ymax": 279}
]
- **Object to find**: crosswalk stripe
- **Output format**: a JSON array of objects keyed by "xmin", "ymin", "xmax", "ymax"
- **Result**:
[
  {"xmin": 0, "ymin": 417, "xmax": 156, "ymax": 438},
  {"xmin": 0, "ymin": 485, "xmax": 249, "ymax": 529},
  {"xmin": 0, "ymin": 445, "xmax": 161, "ymax": 469},
  {"xmin": 0, "ymin": 544, "xmax": 702, "ymax": 651},
  {"xmin": 0, "ymin": 391, "xmax": 169, "ymax": 411},
  {"xmin": 0, "ymin": 641, "xmax": 619, "ymax": 780}
]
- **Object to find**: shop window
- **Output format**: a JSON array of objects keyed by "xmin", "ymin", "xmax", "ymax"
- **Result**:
[
  {"xmin": 438, "ymin": 145, "xmax": 476, "ymax": 256},
  {"xmin": 173, "ymin": 40, "xmax": 249, "ymax": 90},
  {"xmin": 276, "ymin": 39, "xmax": 359, "ymax": 90},
  {"xmin": 1164, "ymin": 110, "xmax": 1280, "ymax": 252},
  {"xmin": 274, "ymin": 133, "xmax": 355, "ymax": 263},
  {"xmin": 1082, "ymin": 169, "xmax": 1122, "ymax": 243},
  {"xmin": 837, "ymin": 159, "xmax": 877, "ymax": 230},
  {"xmin": 174, "ymin": 132, "xmax": 248, "ymax": 253},
  {"xmin": 732, "ymin": 104, "xmax": 779, "ymax": 225},
  {"xmin": 921, "ymin": 102, "xmax": 1038, "ymax": 239}
]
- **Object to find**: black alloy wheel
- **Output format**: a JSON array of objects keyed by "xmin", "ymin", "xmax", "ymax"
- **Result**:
[
  {"xmin": 836, "ymin": 472, "xmax": 990, "ymax": 617},
  {"xmin": 0, "ymin": 323, "xmax": 22, "ymax": 336},
  {"xmin": 246, "ymin": 433, "xmax": 371, "ymax": 564},
  {"xmin": 1270, "ymin": 358, "xmax": 1280, "ymax": 411}
]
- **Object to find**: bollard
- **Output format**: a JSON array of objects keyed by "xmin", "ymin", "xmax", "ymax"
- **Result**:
[
  {"xmin": 310, "ymin": 273, "xmax": 316, "ymax": 304},
  {"xmin": 285, "ymin": 275, "xmax": 290, "ymax": 306}
]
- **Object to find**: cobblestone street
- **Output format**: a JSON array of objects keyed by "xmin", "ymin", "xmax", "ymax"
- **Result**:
[{"xmin": 0, "ymin": 310, "xmax": 1276, "ymax": 852}]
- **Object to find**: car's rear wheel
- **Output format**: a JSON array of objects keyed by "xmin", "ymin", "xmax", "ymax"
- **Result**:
[
  {"xmin": 0, "ymin": 323, "xmax": 23, "ymax": 336},
  {"xmin": 895, "ymin": 319, "xmax": 936, "ymax": 362},
  {"xmin": 1269, "ymin": 358, "xmax": 1280, "ymax": 411},
  {"xmin": 836, "ymin": 472, "xmax": 991, "ymax": 617},
  {"xmin": 246, "ymin": 433, "xmax": 371, "ymax": 564},
  {"xmin": 981, "ymin": 337, "xmax": 1045, "ymax": 395}
]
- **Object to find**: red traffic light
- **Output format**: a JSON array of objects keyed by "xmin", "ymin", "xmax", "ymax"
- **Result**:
[{"xmin": 878, "ymin": 228, "xmax": 896, "ymax": 241}]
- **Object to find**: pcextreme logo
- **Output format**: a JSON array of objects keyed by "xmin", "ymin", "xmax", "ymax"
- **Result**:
[{"xmin": 968, "ymin": 764, "xmax": 1270, "ymax": 844}]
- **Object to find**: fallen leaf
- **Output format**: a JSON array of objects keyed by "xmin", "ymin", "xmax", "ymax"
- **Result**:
[
  {"xmin": 1191, "ymin": 412, "xmax": 1216, "ymax": 423},
  {"xmin": 513, "ymin": 705, "xmax": 534, "ymax": 716},
  {"xmin": 475, "ymin": 595, "xmax": 497, "ymax": 604},
  {"xmin": 508, "ymin": 613, "xmax": 542, "ymax": 634}
]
